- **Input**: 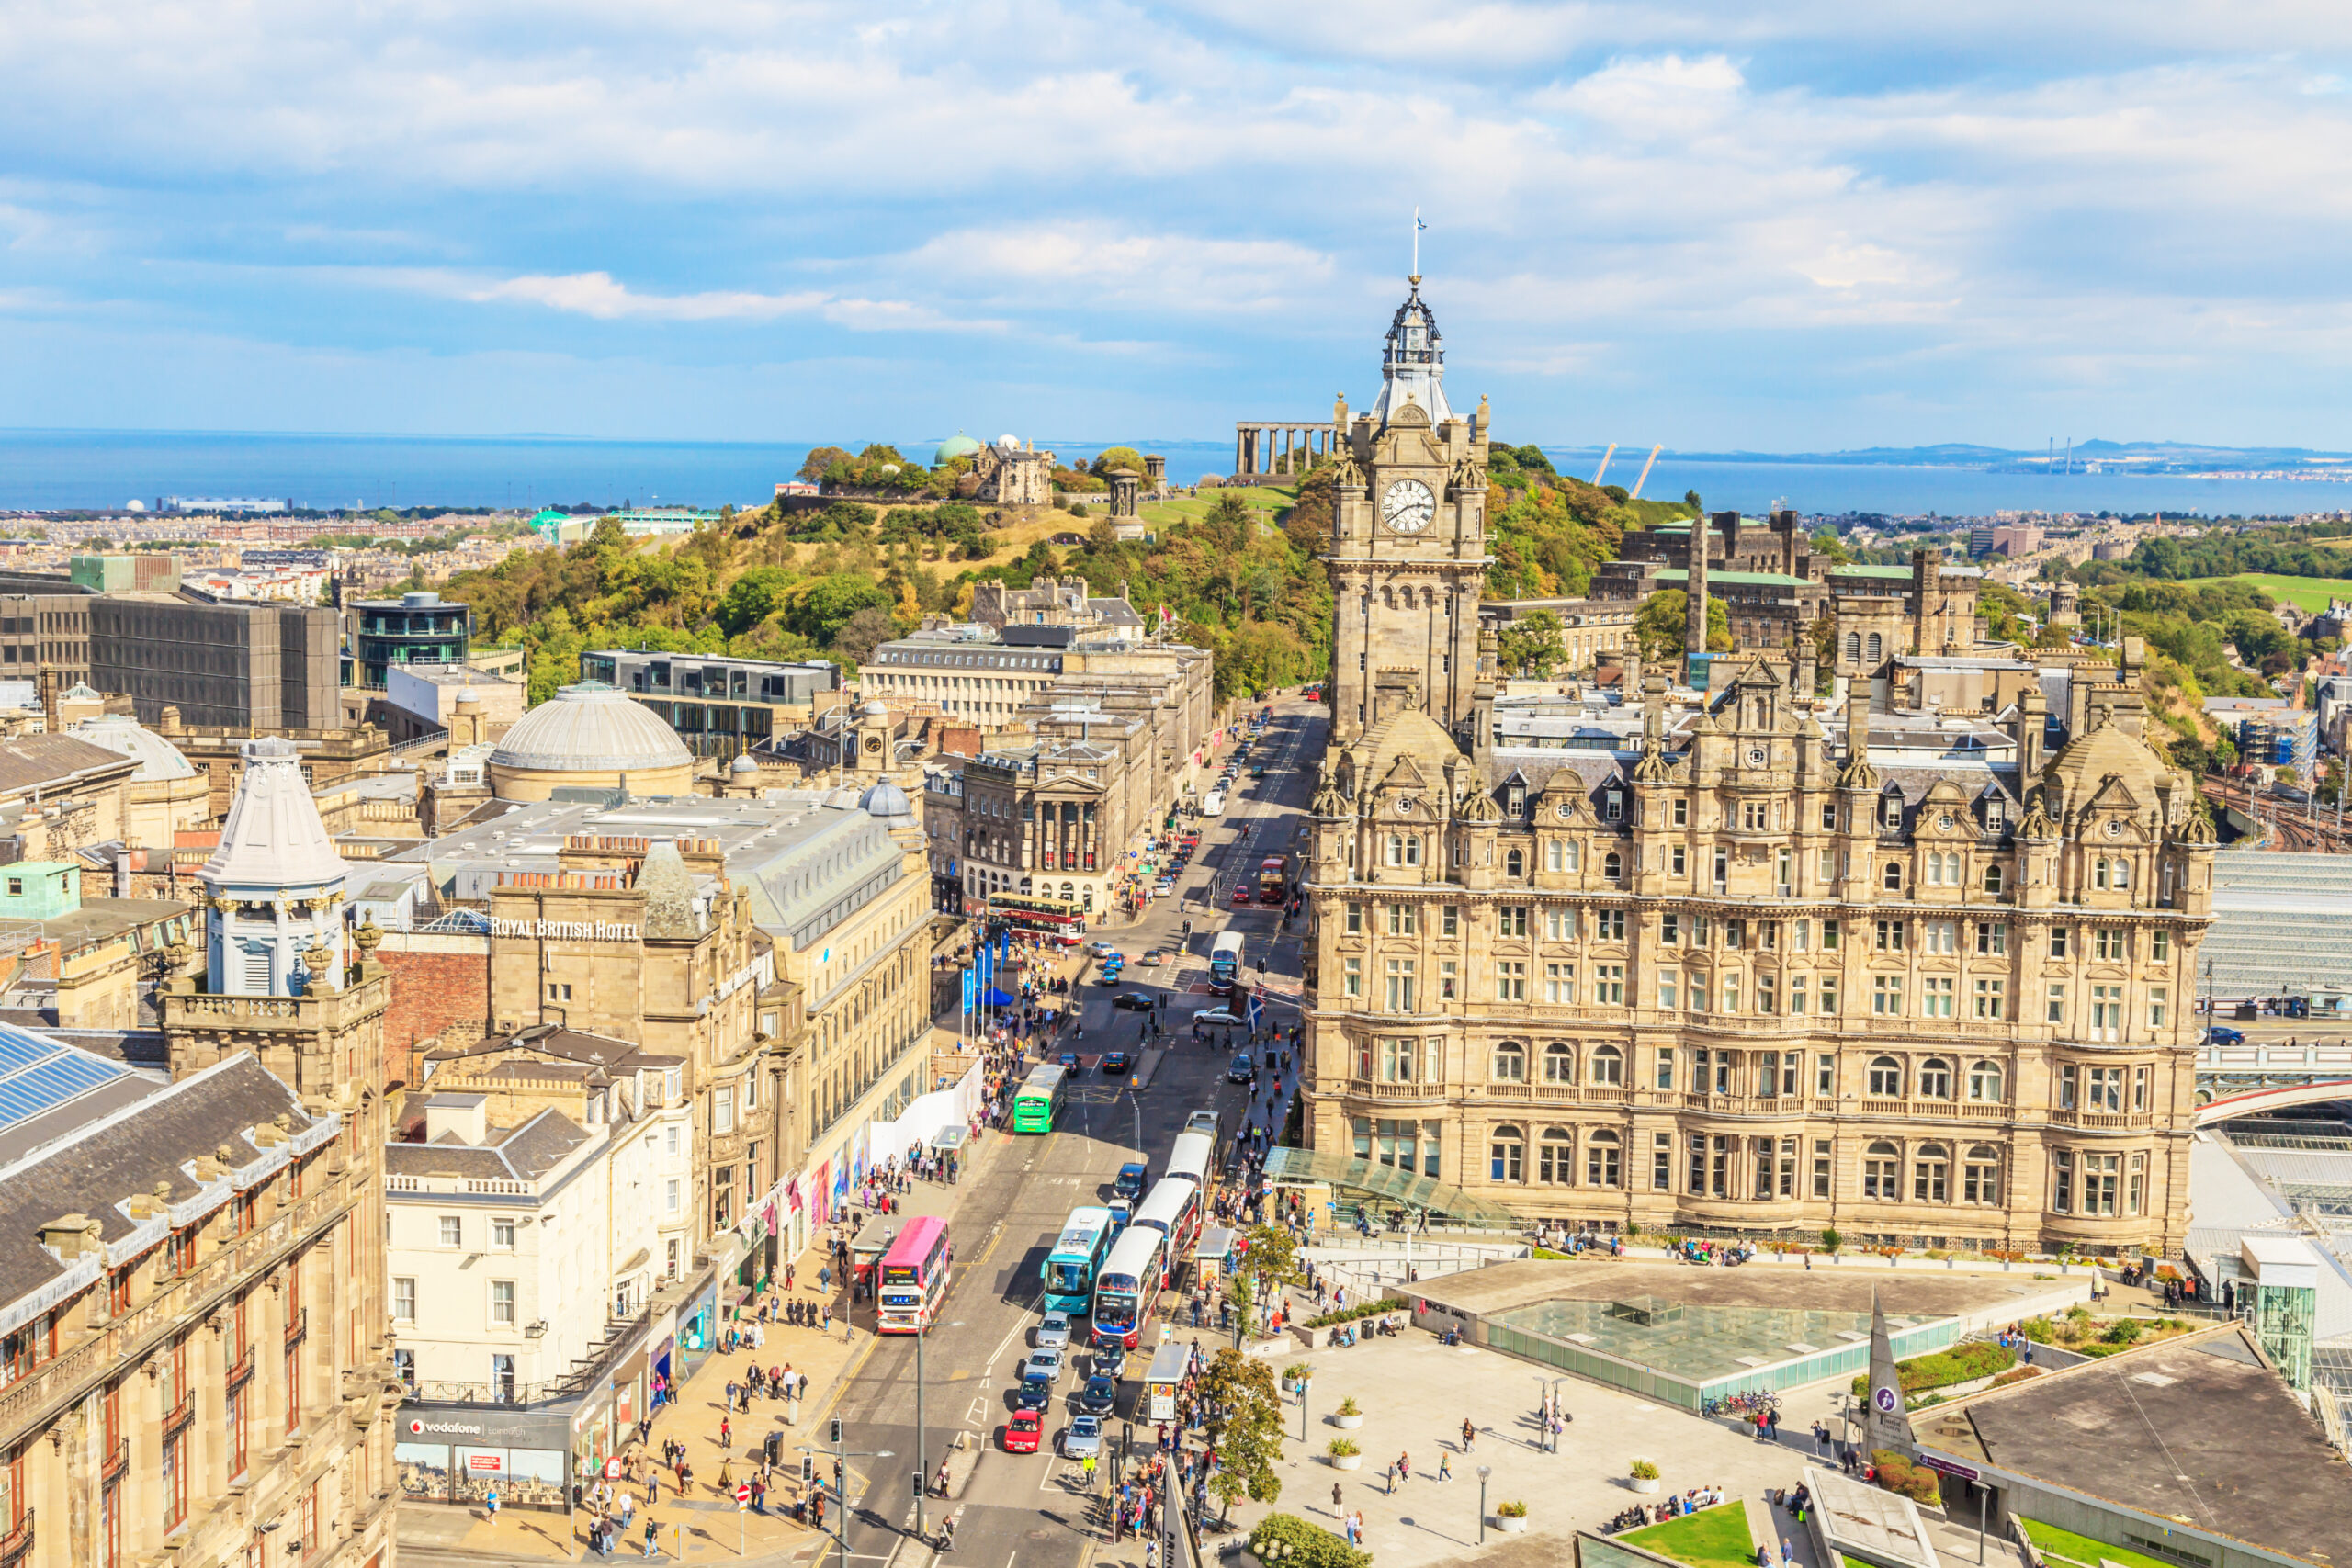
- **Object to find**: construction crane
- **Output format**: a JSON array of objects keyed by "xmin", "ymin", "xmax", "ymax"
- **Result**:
[
  {"xmin": 1627, "ymin": 445, "xmax": 1664, "ymax": 500},
  {"xmin": 1591, "ymin": 444, "xmax": 1618, "ymax": 486}
]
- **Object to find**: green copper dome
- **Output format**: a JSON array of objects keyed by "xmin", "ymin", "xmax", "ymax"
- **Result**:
[{"xmin": 935, "ymin": 431, "xmax": 983, "ymax": 464}]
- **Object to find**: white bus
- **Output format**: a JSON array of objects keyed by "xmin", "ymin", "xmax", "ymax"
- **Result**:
[
  {"xmin": 1208, "ymin": 930, "xmax": 1245, "ymax": 992},
  {"xmin": 1132, "ymin": 1177, "xmax": 1202, "ymax": 1266},
  {"xmin": 1092, "ymin": 1226, "xmax": 1167, "ymax": 1348},
  {"xmin": 1165, "ymin": 1131, "xmax": 1216, "ymax": 1192}
]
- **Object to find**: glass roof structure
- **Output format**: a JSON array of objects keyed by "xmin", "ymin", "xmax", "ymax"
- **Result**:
[
  {"xmin": 0, "ymin": 1021, "xmax": 136, "ymax": 1130},
  {"xmin": 1261, "ymin": 1146, "xmax": 1521, "ymax": 1224},
  {"xmin": 1489, "ymin": 1296, "xmax": 1926, "ymax": 1384}
]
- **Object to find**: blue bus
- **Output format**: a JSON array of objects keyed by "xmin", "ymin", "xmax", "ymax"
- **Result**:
[
  {"xmin": 1208, "ymin": 930, "xmax": 1244, "ymax": 992},
  {"xmin": 1042, "ymin": 1205, "xmax": 1116, "ymax": 1314}
]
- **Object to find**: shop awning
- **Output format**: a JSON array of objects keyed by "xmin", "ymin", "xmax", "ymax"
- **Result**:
[{"xmin": 1261, "ymin": 1146, "xmax": 1521, "ymax": 1226}]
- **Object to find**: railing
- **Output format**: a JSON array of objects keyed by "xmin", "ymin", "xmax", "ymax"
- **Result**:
[
  {"xmin": 225, "ymin": 1345, "xmax": 254, "ymax": 1388},
  {"xmin": 2050, "ymin": 1109, "xmax": 2154, "ymax": 1130},
  {"xmin": 285, "ymin": 1308, "xmax": 308, "ymax": 1347},
  {"xmin": 463, "ymin": 1179, "xmax": 528, "ymax": 1195},
  {"xmin": 386, "ymin": 728, "xmax": 452, "ymax": 758},
  {"xmin": 100, "ymin": 1438, "xmax": 127, "ymax": 1483},
  {"xmin": 0, "ymin": 1508, "xmax": 31, "ymax": 1565}
]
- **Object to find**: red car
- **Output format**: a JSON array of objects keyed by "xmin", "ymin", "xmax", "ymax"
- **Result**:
[
  {"xmin": 1004, "ymin": 1411, "xmax": 1043, "ymax": 1453},
  {"xmin": 1231, "ymin": 886, "xmax": 1251, "ymax": 904}
]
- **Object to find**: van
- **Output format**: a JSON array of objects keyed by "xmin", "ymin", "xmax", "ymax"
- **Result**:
[{"xmin": 1203, "ymin": 790, "xmax": 1226, "ymax": 817}]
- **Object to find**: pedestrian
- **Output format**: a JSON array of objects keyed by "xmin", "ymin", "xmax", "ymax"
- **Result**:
[
  {"xmin": 642, "ymin": 1516, "xmax": 660, "ymax": 1558},
  {"xmin": 1398, "ymin": 1451, "xmax": 1410, "ymax": 1485},
  {"xmin": 1332, "ymin": 1483, "xmax": 1343, "ymax": 1514},
  {"xmin": 1438, "ymin": 1451, "xmax": 1452, "ymax": 1482},
  {"xmin": 1461, "ymin": 1417, "xmax": 1476, "ymax": 1453},
  {"xmin": 485, "ymin": 1484, "xmax": 501, "ymax": 1524},
  {"xmin": 720, "ymin": 1416, "xmax": 732, "ymax": 1450}
]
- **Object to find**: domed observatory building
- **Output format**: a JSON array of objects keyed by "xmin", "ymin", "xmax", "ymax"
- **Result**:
[
  {"xmin": 489, "ymin": 679, "xmax": 697, "ymax": 801},
  {"xmin": 198, "ymin": 736, "xmax": 352, "ymax": 997}
]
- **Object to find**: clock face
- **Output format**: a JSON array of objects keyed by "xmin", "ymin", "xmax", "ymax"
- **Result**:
[{"xmin": 1382, "ymin": 479, "xmax": 1436, "ymax": 535}]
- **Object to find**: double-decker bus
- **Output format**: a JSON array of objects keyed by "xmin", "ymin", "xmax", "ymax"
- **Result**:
[
  {"xmin": 1132, "ymin": 1177, "xmax": 1202, "ymax": 1267},
  {"xmin": 1041, "ymin": 1206, "xmax": 1115, "ymax": 1314},
  {"xmin": 1257, "ymin": 855, "xmax": 1289, "ymax": 905},
  {"xmin": 991, "ymin": 893, "xmax": 1086, "ymax": 932},
  {"xmin": 1012, "ymin": 1064, "xmax": 1069, "ymax": 1134},
  {"xmin": 1164, "ymin": 1132, "xmax": 1216, "ymax": 1193},
  {"xmin": 1092, "ymin": 1226, "xmax": 1166, "ymax": 1348},
  {"xmin": 1208, "ymin": 930, "xmax": 1245, "ymax": 992},
  {"xmin": 876, "ymin": 1216, "xmax": 954, "ymax": 1334}
]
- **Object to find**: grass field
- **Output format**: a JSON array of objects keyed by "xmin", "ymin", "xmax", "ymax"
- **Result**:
[
  {"xmin": 2220, "ymin": 573, "xmax": 2352, "ymax": 613},
  {"xmin": 2019, "ymin": 1518, "xmax": 2178, "ymax": 1568},
  {"xmin": 1139, "ymin": 483, "xmax": 1299, "ymax": 527},
  {"xmin": 1619, "ymin": 1502, "xmax": 1755, "ymax": 1568}
]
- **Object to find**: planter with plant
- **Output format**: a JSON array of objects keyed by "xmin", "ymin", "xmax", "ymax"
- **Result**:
[
  {"xmin": 1494, "ymin": 1501, "xmax": 1528, "ymax": 1534},
  {"xmin": 1328, "ymin": 1438, "xmax": 1362, "ymax": 1471},
  {"xmin": 1333, "ymin": 1397, "xmax": 1363, "ymax": 1430},
  {"xmin": 1629, "ymin": 1459, "xmax": 1661, "ymax": 1494},
  {"xmin": 1283, "ymin": 1363, "xmax": 1310, "ymax": 1393}
]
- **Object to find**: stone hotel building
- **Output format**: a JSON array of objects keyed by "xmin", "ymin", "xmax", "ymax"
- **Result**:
[{"xmin": 1301, "ymin": 280, "xmax": 2215, "ymax": 1255}]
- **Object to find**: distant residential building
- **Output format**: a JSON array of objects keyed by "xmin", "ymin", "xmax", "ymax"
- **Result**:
[
  {"xmin": 349, "ymin": 589, "xmax": 472, "ymax": 691},
  {"xmin": 0, "ymin": 855, "xmax": 197, "ymax": 1028},
  {"xmin": 157, "ymin": 494, "xmax": 293, "ymax": 513},
  {"xmin": 970, "ymin": 575, "xmax": 1147, "ymax": 637},
  {"xmin": 578, "ymin": 649, "xmax": 842, "ymax": 761},
  {"xmin": 2205, "ymin": 696, "xmax": 2318, "ymax": 772}
]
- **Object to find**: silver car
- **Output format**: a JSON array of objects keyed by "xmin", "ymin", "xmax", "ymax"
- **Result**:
[
  {"xmin": 1060, "ymin": 1414, "xmax": 1104, "ymax": 1460},
  {"xmin": 1023, "ymin": 1348, "xmax": 1065, "ymax": 1384},
  {"xmin": 1037, "ymin": 1313, "xmax": 1073, "ymax": 1350}
]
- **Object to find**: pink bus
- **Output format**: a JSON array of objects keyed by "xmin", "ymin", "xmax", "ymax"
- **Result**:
[{"xmin": 876, "ymin": 1216, "xmax": 954, "ymax": 1334}]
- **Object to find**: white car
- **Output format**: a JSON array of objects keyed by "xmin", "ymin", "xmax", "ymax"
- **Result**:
[
  {"xmin": 1037, "ymin": 1313, "xmax": 1073, "ymax": 1350},
  {"xmin": 1193, "ymin": 1007, "xmax": 1245, "ymax": 1027}
]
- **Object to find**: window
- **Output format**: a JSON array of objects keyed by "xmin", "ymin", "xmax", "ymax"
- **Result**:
[
  {"xmin": 1670, "ymin": 845, "xmax": 1688, "ymax": 876},
  {"xmin": 1595, "ymin": 908, "xmax": 1626, "ymax": 941},
  {"xmin": 1655, "ymin": 1047, "xmax": 1676, "ymax": 1089},
  {"xmin": 1499, "ymin": 907, "xmax": 1530, "ymax": 938},
  {"xmin": 1505, "ymin": 848, "xmax": 1525, "ymax": 878},
  {"xmin": 1969, "ymin": 1060, "xmax": 2005, "ymax": 1102},
  {"xmin": 2152, "ymin": 928, "xmax": 2171, "ymax": 962},
  {"xmin": 1920, "ymin": 976, "xmax": 1954, "ymax": 1018},
  {"xmin": 714, "ymin": 1087, "xmax": 736, "ymax": 1135},
  {"xmin": 438, "ymin": 1215, "xmax": 462, "ymax": 1247},
  {"xmin": 1974, "ymin": 976, "xmax": 2007, "ymax": 1020},
  {"xmin": 1385, "ymin": 956, "xmax": 1419, "ymax": 1012},
  {"xmin": 2089, "ymin": 984, "xmax": 2123, "ymax": 1043},
  {"xmin": 1545, "ymin": 907, "xmax": 1577, "ymax": 942},
  {"xmin": 1590, "ymin": 1044, "xmax": 1623, "ymax": 1085},
  {"xmin": 1918, "ymin": 1058, "xmax": 1953, "ymax": 1099},
  {"xmin": 2049, "ymin": 926, "xmax": 2069, "ymax": 958},
  {"xmin": 1657, "ymin": 974, "xmax": 1679, "ymax": 1010},
  {"xmin": 1490, "ymin": 1127, "xmax": 1524, "ymax": 1182},
  {"xmin": 1875, "ymin": 919, "xmax": 1905, "ymax": 953},
  {"xmin": 2094, "ymin": 927, "xmax": 2126, "ymax": 962},
  {"xmin": 1757, "ymin": 975, "xmax": 1777, "ymax": 1014},
  {"xmin": 666, "ymin": 1179, "xmax": 681, "ymax": 1213},
  {"xmin": 2083, "ymin": 1151, "xmax": 2120, "ymax": 1215},
  {"xmin": 2133, "ymin": 1063, "xmax": 2150, "ymax": 1111},
  {"xmin": 1813, "ymin": 1138, "xmax": 1833, "ymax": 1198},
  {"xmin": 1587, "ymin": 1131, "xmax": 1621, "ymax": 1187},
  {"xmin": 2046, "ymin": 982, "xmax": 2067, "ymax": 1026},
  {"xmin": 1494, "ymin": 961, "xmax": 1526, "ymax": 1002},
  {"xmin": 1542, "ymin": 1041, "xmax": 1577, "ymax": 1083},
  {"xmin": 1493, "ymin": 1043, "xmax": 1527, "ymax": 1083},
  {"xmin": 1441, "ymin": 904, "xmax": 1461, "ymax": 937},
  {"xmin": 2087, "ymin": 1065, "xmax": 2123, "ymax": 1112},
  {"xmin": 1385, "ymin": 904, "xmax": 1417, "ymax": 936},
  {"xmin": 392, "ymin": 1278, "xmax": 417, "ymax": 1322},
  {"xmin": 1983, "ymin": 863, "xmax": 2006, "ymax": 896},
  {"xmin": 492, "ymin": 1280, "xmax": 515, "ymax": 1326},
  {"xmin": 1689, "ymin": 1133, "xmax": 1707, "ymax": 1195},
  {"xmin": 2052, "ymin": 1150, "xmax": 2075, "ymax": 1213},
  {"xmin": 2148, "ymin": 987, "xmax": 2168, "ymax": 1030},
  {"xmin": 1817, "ymin": 846, "xmax": 1839, "ymax": 883},
  {"xmin": 1346, "ymin": 902, "xmax": 1364, "ymax": 935},
  {"xmin": 1923, "ymin": 919, "xmax": 1955, "ymax": 954},
  {"xmin": 1871, "ymin": 976, "xmax": 1904, "ymax": 1016},
  {"xmin": 2128, "ymin": 1152, "xmax": 2146, "ymax": 1216},
  {"xmin": 1602, "ymin": 852, "xmax": 1623, "ymax": 879},
  {"xmin": 1672, "ymin": 798, "xmax": 1689, "ymax": 827},
  {"xmin": 1342, "ymin": 957, "xmax": 1362, "ymax": 998},
  {"xmin": 492, "ymin": 1217, "xmax": 515, "ymax": 1250},
  {"xmin": 1653, "ymin": 1132, "xmax": 1674, "ymax": 1190},
  {"xmin": 1914, "ymin": 1145, "xmax": 1950, "ymax": 1202},
  {"xmin": 1720, "ymin": 975, "xmax": 1740, "ymax": 1013},
  {"xmin": 1864, "ymin": 1141, "xmax": 1901, "ymax": 1200},
  {"xmin": 1545, "ymin": 839, "xmax": 1579, "ymax": 874},
  {"xmin": 1379, "ymin": 1037, "xmax": 1425, "ymax": 1082},
  {"xmin": 2059, "ymin": 1062, "xmax": 2078, "ymax": 1111},
  {"xmin": 1604, "ymin": 792, "xmax": 1623, "ymax": 822},
  {"xmin": 1439, "ymin": 960, "xmax": 1457, "ymax": 1001},
  {"xmin": 1963, "ymin": 1145, "xmax": 2002, "ymax": 1204},
  {"xmin": 1868, "ymin": 1055, "xmax": 1904, "ymax": 1096},
  {"xmin": 1538, "ymin": 1130, "xmax": 1574, "ymax": 1184}
]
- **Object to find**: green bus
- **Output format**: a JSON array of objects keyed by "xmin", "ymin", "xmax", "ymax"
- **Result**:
[{"xmin": 1012, "ymin": 1064, "xmax": 1069, "ymax": 1134}]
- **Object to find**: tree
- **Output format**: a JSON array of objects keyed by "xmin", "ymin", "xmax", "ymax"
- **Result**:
[
  {"xmin": 1200, "ymin": 1348, "xmax": 1283, "ymax": 1523},
  {"xmin": 1498, "ymin": 611, "xmax": 1565, "ymax": 676},
  {"xmin": 1684, "ymin": 489, "xmax": 1704, "ymax": 514},
  {"xmin": 1091, "ymin": 446, "xmax": 1147, "ymax": 479},
  {"xmin": 785, "ymin": 573, "xmax": 892, "ymax": 644},
  {"xmin": 833, "ymin": 604, "xmax": 898, "ymax": 663},
  {"xmin": 1234, "ymin": 1224, "xmax": 1301, "ymax": 1315},
  {"xmin": 1633, "ymin": 590, "xmax": 1729, "ymax": 660},
  {"xmin": 717, "ymin": 566, "xmax": 798, "ymax": 636},
  {"xmin": 1248, "ymin": 1515, "xmax": 1369, "ymax": 1568},
  {"xmin": 1205, "ymin": 493, "xmax": 1253, "ymax": 535},
  {"xmin": 797, "ymin": 446, "xmax": 854, "ymax": 481}
]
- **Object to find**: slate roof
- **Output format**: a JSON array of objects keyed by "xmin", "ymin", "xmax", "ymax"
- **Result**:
[
  {"xmin": 384, "ymin": 1105, "xmax": 592, "ymax": 1185},
  {"xmin": 0, "ymin": 733, "xmax": 137, "ymax": 796}
]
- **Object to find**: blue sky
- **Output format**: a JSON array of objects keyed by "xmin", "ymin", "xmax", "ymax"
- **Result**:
[{"xmin": 5, "ymin": 2, "xmax": 2352, "ymax": 451}]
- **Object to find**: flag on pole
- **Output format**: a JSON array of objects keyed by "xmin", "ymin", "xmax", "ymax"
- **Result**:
[
  {"xmin": 1247, "ymin": 991, "xmax": 1264, "ymax": 1033},
  {"xmin": 961, "ymin": 966, "xmax": 976, "ymax": 1016}
]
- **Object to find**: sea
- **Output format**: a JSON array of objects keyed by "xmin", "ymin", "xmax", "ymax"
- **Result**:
[{"xmin": 1, "ymin": 428, "xmax": 2346, "ymax": 522}]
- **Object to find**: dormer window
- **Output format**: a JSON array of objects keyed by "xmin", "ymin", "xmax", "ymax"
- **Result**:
[
  {"xmin": 1604, "ymin": 791, "xmax": 1623, "ymax": 823},
  {"xmin": 1507, "ymin": 784, "xmax": 1527, "ymax": 818}
]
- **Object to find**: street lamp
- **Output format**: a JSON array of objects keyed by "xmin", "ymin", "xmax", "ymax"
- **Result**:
[
  {"xmin": 1476, "ymin": 1463, "xmax": 1492, "ymax": 1544},
  {"xmin": 1299, "ymin": 1370, "xmax": 1311, "ymax": 1442}
]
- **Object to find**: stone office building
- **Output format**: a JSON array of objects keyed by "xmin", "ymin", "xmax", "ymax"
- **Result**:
[{"xmin": 1301, "ymin": 281, "xmax": 2214, "ymax": 1257}]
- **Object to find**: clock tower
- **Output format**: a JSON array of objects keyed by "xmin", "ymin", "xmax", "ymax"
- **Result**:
[{"xmin": 1325, "ymin": 276, "xmax": 1491, "ymax": 747}]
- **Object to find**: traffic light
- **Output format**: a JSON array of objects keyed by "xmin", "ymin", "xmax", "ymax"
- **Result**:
[
  {"xmin": 801, "ymin": 1455, "xmax": 814, "ymax": 1485},
  {"xmin": 911, "ymin": 1472, "xmax": 924, "ymax": 1499},
  {"xmin": 829, "ymin": 1416, "xmax": 844, "ymax": 1446}
]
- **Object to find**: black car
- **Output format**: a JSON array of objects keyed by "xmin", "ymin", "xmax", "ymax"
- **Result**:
[
  {"xmin": 1080, "ymin": 1375, "xmax": 1119, "ymax": 1414},
  {"xmin": 1013, "ymin": 1375, "xmax": 1054, "ymax": 1412},
  {"xmin": 1112, "ymin": 992, "xmax": 1156, "ymax": 1011},
  {"xmin": 1093, "ymin": 1344, "xmax": 1128, "ymax": 1379},
  {"xmin": 1101, "ymin": 1049, "xmax": 1132, "ymax": 1074}
]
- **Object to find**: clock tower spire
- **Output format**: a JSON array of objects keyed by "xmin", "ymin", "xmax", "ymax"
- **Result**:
[{"xmin": 1325, "ymin": 277, "xmax": 1490, "ymax": 747}]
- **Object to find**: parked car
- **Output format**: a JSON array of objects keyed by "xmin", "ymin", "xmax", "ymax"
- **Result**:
[
  {"xmin": 1112, "ymin": 991, "xmax": 1157, "ymax": 1012},
  {"xmin": 1183, "ymin": 1109, "xmax": 1220, "ymax": 1139},
  {"xmin": 1227, "ymin": 1052, "xmax": 1256, "ymax": 1083},
  {"xmin": 1193, "ymin": 1007, "xmax": 1244, "ymax": 1027},
  {"xmin": 1036, "ymin": 1314, "xmax": 1072, "ymax": 1350},
  {"xmin": 1004, "ymin": 1411, "xmax": 1043, "ymax": 1452},
  {"xmin": 1061, "ymin": 1415, "xmax": 1105, "ymax": 1459}
]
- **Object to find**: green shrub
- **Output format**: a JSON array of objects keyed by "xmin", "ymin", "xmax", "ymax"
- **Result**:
[
  {"xmin": 1850, "ymin": 1339, "xmax": 2016, "ymax": 1399},
  {"xmin": 1871, "ymin": 1450, "xmax": 1943, "ymax": 1507},
  {"xmin": 1630, "ymin": 1460, "xmax": 1660, "ymax": 1480},
  {"xmin": 1306, "ymin": 1300, "xmax": 1394, "ymax": 1329},
  {"xmin": 1328, "ymin": 1438, "xmax": 1360, "ymax": 1457},
  {"xmin": 1497, "ymin": 1500, "xmax": 1528, "ymax": 1518},
  {"xmin": 1248, "ymin": 1513, "xmax": 1371, "ymax": 1568},
  {"xmin": 1821, "ymin": 1228, "xmax": 1843, "ymax": 1254},
  {"xmin": 1336, "ymin": 1397, "xmax": 1361, "ymax": 1416},
  {"xmin": 2102, "ymin": 1317, "xmax": 2146, "ymax": 1347}
]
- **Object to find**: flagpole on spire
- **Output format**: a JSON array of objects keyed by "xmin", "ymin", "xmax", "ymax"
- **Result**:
[{"xmin": 1411, "ymin": 207, "xmax": 1421, "ymax": 285}]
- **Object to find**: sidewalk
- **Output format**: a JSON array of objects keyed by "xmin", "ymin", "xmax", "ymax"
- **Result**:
[{"xmin": 399, "ymin": 1130, "xmax": 1016, "ymax": 1565}]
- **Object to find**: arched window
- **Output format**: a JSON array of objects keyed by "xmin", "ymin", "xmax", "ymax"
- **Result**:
[
  {"xmin": 1983, "ymin": 863, "xmax": 2005, "ymax": 897},
  {"xmin": 2093, "ymin": 857, "xmax": 2109, "ymax": 890},
  {"xmin": 1918, "ymin": 1058, "xmax": 1953, "ymax": 1099},
  {"xmin": 2112, "ymin": 858, "xmax": 2130, "ymax": 889},
  {"xmin": 1844, "ymin": 631, "xmax": 1861, "ymax": 662},
  {"xmin": 1493, "ymin": 1042, "xmax": 1527, "ymax": 1082},
  {"xmin": 1590, "ymin": 1043, "xmax": 1624, "ymax": 1086},
  {"xmin": 1864, "ymin": 1140, "xmax": 1901, "ymax": 1199},
  {"xmin": 1883, "ymin": 861, "xmax": 1904, "ymax": 891},
  {"xmin": 1868, "ymin": 1055, "xmax": 1904, "ymax": 1096},
  {"xmin": 1968, "ymin": 1060, "xmax": 2004, "ymax": 1102},
  {"xmin": 1914, "ymin": 1143, "xmax": 1951, "ymax": 1202},
  {"xmin": 1603, "ymin": 851, "xmax": 1623, "ymax": 880},
  {"xmin": 1586, "ymin": 1129, "xmax": 1622, "ymax": 1188},
  {"xmin": 1866, "ymin": 632, "xmax": 1883, "ymax": 662},
  {"xmin": 1538, "ymin": 1128, "xmax": 1574, "ymax": 1184},
  {"xmin": 1505, "ymin": 848, "xmax": 1525, "ymax": 878},
  {"xmin": 1061, "ymin": 881, "xmax": 1075, "ymax": 900},
  {"xmin": 1543, "ymin": 1042, "xmax": 1577, "ymax": 1084},
  {"xmin": 1963, "ymin": 1145, "xmax": 2003, "ymax": 1204},
  {"xmin": 1490, "ymin": 1125, "xmax": 1525, "ymax": 1182},
  {"xmin": 1386, "ymin": 834, "xmax": 1405, "ymax": 866}
]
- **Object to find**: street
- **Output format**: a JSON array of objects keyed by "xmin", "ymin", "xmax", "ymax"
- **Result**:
[{"xmin": 825, "ymin": 696, "xmax": 1327, "ymax": 1568}]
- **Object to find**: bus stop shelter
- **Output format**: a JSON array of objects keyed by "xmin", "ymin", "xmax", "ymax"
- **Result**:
[
  {"xmin": 849, "ymin": 1216, "xmax": 899, "ymax": 1290},
  {"xmin": 1142, "ymin": 1342, "xmax": 1190, "ymax": 1422}
]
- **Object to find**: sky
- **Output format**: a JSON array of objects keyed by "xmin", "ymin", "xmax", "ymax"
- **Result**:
[{"xmin": 5, "ymin": 2, "xmax": 2352, "ymax": 452}]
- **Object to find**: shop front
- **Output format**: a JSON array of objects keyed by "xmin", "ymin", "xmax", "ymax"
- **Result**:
[{"xmin": 397, "ymin": 1404, "xmax": 577, "ymax": 1518}]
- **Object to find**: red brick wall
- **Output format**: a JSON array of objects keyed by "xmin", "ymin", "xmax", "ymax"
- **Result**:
[{"xmin": 377, "ymin": 946, "xmax": 489, "ymax": 1089}]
